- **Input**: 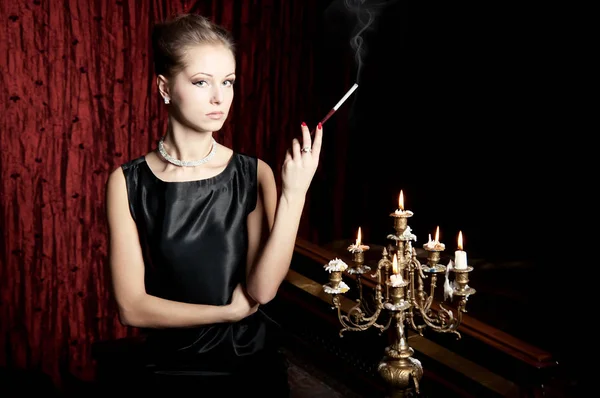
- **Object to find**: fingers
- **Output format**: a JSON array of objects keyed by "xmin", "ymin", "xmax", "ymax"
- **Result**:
[
  {"xmin": 291, "ymin": 137, "xmax": 301, "ymax": 159},
  {"xmin": 311, "ymin": 122, "xmax": 323, "ymax": 157},
  {"xmin": 286, "ymin": 122, "xmax": 322, "ymax": 164},
  {"xmin": 300, "ymin": 122, "xmax": 312, "ymax": 154}
]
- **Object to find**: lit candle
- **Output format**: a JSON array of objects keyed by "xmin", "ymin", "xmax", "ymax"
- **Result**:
[
  {"xmin": 394, "ymin": 191, "xmax": 406, "ymax": 215},
  {"xmin": 454, "ymin": 231, "xmax": 468, "ymax": 269},
  {"xmin": 390, "ymin": 190, "xmax": 413, "ymax": 233},
  {"xmin": 424, "ymin": 226, "xmax": 445, "ymax": 250},
  {"xmin": 392, "ymin": 190, "xmax": 414, "ymax": 217},
  {"xmin": 389, "ymin": 253, "xmax": 404, "ymax": 286},
  {"xmin": 347, "ymin": 227, "xmax": 369, "ymax": 253}
]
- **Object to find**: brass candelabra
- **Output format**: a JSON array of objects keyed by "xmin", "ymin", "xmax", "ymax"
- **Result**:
[{"xmin": 322, "ymin": 192, "xmax": 476, "ymax": 397}]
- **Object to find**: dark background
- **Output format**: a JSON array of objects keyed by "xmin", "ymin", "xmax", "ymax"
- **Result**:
[{"xmin": 318, "ymin": 0, "xmax": 572, "ymax": 262}]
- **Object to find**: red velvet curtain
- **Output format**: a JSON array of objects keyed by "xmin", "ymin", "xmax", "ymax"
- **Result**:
[{"xmin": 0, "ymin": 0, "xmax": 353, "ymax": 389}]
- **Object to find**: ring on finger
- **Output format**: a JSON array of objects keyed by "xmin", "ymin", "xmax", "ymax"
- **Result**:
[{"xmin": 301, "ymin": 147, "xmax": 312, "ymax": 153}]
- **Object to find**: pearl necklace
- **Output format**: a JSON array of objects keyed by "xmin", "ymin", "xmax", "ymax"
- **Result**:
[{"xmin": 158, "ymin": 137, "xmax": 217, "ymax": 167}]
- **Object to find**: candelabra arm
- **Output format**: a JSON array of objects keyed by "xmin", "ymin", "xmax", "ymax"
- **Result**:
[
  {"xmin": 412, "ymin": 252, "xmax": 427, "ymax": 281},
  {"xmin": 340, "ymin": 306, "xmax": 388, "ymax": 337},
  {"xmin": 380, "ymin": 313, "xmax": 394, "ymax": 334},
  {"xmin": 356, "ymin": 274, "xmax": 364, "ymax": 302},
  {"xmin": 408, "ymin": 309, "xmax": 426, "ymax": 337},
  {"xmin": 415, "ymin": 302, "xmax": 462, "ymax": 339},
  {"xmin": 424, "ymin": 274, "xmax": 438, "ymax": 311},
  {"xmin": 331, "ymin": 295, "xmax": 388, "ymax": 337},
  {"xmin": 412, "ymin": 260, "xmax": 427, "ymax": 307}
]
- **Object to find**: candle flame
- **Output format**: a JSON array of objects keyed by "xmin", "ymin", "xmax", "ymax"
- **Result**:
[
  {"xmin": 435, "ymin": 226, "xmax": 440, "ymax": 242},
  {"xmin": 398, "ymin": 190, "xmax": 404, "ymax": 211},
  {"xmin": 392, "ymin": 253, "xmax": 398, "ymax": 274},
  {"xmin": 458, "ymin": 230, "xmax": 464, "ymax": 250},
  {"xmin": 356, "ymin": 227, "xmax": 362, "ymax": 246}
]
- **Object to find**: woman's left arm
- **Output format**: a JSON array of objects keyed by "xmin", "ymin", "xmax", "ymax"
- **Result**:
[{"xmin": 245, "ymin": 123, "xmax": 322, "ymax": 305}]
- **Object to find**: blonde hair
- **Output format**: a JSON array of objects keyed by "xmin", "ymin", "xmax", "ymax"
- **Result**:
[{"xmin": 151, "ymin": 13, "xmax": 235, "ymax": 77}]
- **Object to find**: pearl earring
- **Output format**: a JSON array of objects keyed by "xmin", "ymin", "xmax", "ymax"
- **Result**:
[{"xmin": 164, "ymin": 97, "xmax": 170, "ymax": 104}]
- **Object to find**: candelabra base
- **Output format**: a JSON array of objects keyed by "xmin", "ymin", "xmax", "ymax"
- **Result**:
[{"xmin": 378, "ymin": 349, "xmax": 423, "ymax": 398}]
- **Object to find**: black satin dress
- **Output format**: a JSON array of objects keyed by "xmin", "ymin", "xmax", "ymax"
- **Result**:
[{"xmin": 120, "ymin": 153, "xmax": 289, "ymax": 397}]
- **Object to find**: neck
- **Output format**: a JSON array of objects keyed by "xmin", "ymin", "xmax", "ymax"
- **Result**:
[{"xmin": 161, "ymin": 122, "xmax": 215, "ymax": 161}]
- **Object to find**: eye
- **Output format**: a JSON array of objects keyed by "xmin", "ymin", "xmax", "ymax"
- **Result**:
[
  {"xmin": 223, "ymin": 79, "xmax": 235, "ymax": 87},
  {"xmin": 193, "ymin": 80, "xmax": 208, "ymax": 87}
]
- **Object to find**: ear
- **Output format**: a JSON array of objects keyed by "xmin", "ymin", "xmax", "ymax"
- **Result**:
[{"xmin": 157, "ymin": 75, "xmax": 170, "ymax": 101}]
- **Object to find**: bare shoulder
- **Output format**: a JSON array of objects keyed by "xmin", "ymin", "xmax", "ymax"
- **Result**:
[
  {"xmin": 106, "ymin": 165, "xmax": 125, "ymax": 191},
  {"xmin": 107, "ymin": 151, "xmax": 152, "ymax": 189},
  {"xmin": 105, "ymin": 165, "xmax": 129, "ymax": 214},
  {"xmin": 105, "ymin": 162, "xmax": 137, "ymax": 229}
]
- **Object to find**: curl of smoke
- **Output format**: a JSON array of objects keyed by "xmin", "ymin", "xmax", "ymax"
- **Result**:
[{"xmin": 344, "ymin": 0, "xmax": 396, "ymax": 83}]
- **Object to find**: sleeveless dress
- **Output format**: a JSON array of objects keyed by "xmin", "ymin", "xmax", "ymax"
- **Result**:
[{"xmin": 120, "ymin": 153, "xmax": 290, "ymax": 396}]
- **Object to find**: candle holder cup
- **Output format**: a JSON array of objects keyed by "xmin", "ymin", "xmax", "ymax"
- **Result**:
[
  {"xmin": 329, "ymin": 270, "xmax": 343, "ymax": 289},
  {"xmin": 353, "ymin": 250, "xmax": 365, "ymax": 265}
]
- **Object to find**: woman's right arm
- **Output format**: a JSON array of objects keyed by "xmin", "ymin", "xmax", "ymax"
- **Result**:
[{"xmin": 105, "ymin": 167, "xmax": 257, "ymax": 328}]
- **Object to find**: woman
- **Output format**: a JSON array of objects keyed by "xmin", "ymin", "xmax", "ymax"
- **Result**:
[{"xmin": 105, "ymin": 13, "xmax": 322, "ymax": 396}]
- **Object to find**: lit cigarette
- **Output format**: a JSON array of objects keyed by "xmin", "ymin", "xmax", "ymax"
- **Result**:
[
  {"xmin": 333, "ymin": 83, "xmax": 359, "ymax": 111},
  {"xmin": 317, "ymin": 83, "xmax": 359, "ymax": 127}
]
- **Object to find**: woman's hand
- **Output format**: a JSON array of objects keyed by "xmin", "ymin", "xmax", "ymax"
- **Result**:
[
  {"xmin": 227, "ymin": 283, "xmax": 259, "ymax": 322},
  {"xmin": 281, "ymin": 122, "xmax": 323, "ymax": 202}
]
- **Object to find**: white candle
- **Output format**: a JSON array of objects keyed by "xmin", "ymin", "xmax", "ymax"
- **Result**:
[
  {"xmin": 454, "ymin": 231, "xmax": 468, "ymax": 269},
  {"xmin": 389, "ymin": 253, "xmax": 404, "ymax": 285},
  {"xmin": 390, "ymin": 274, "xmax": 404, "ymax": 286}
]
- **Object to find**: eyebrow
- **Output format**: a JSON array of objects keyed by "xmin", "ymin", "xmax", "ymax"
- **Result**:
[{"xmin": 191, "ymin": 72, "xmax": 236, "ymax": 78}]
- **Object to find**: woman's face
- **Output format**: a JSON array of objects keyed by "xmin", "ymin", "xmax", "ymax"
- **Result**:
[{"xmin": 168, "ymin": 44, "xmax": 236, "ymax": 132}]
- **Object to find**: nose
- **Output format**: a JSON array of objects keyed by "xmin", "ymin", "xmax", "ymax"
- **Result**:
[{"xmin": 210, "ymin": 86, "xmax": 223, "ymax": 104}]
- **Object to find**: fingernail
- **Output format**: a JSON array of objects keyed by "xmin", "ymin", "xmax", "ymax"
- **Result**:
[
  {"xmin": 301, "ymin": 122, "xmax": 307, "ymax": 127},
  {"xmin": 317, "ymin": 122, "xmax": 322, "ymax": 129}
]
